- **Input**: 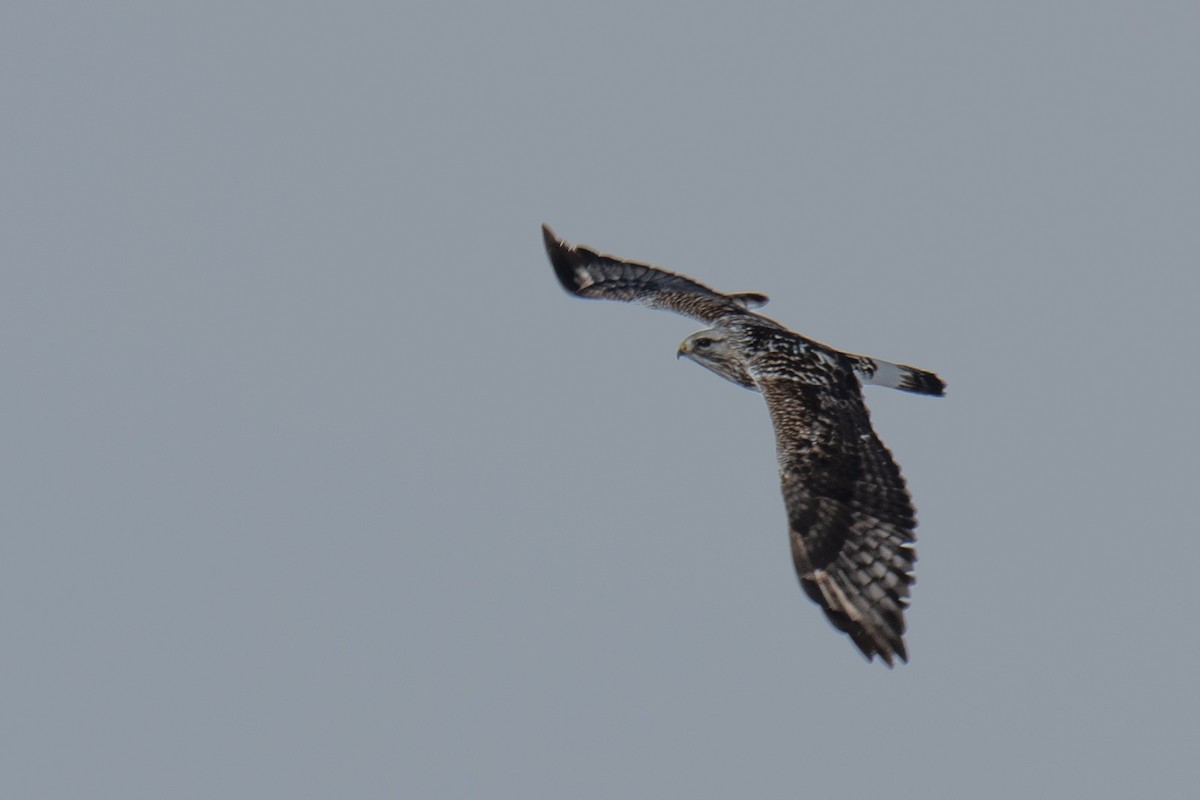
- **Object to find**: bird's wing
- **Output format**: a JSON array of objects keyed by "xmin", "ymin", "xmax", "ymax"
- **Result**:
[
  {"xmin": 754, "ymin": 354, "xmax": 918, "ymax": 666},
  {"xmin": 543, "ymin": 224, "xmax": 775, "ymax": 325}
]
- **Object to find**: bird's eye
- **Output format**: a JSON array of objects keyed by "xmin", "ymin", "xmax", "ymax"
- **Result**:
[{"xmin": 695, "ymin": 338, "xmax": 713, "ymax": 349}]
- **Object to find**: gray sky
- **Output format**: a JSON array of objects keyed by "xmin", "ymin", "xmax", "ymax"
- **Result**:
[{"xmin": 4, "ymin": 2, "xmax": 1199, "ymax": 798}]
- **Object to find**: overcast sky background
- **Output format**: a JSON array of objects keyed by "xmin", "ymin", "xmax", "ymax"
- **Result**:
[{"xmin": 4, "ymin": 3, "xmax": 1199, "ymax": 798}]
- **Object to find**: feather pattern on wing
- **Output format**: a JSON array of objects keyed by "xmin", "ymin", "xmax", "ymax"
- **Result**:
[
  {"xmin": 543, "ymin": 224, "xmax": 775, "ymax": 325},
  {"xmin": 730, "ymin": 320, "xmax": 917, "ymax": 665}
]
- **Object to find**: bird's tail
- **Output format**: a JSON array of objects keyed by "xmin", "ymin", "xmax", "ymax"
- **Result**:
[{"xmin": 851, "ymin": 355, "xmax": 946, "ymax": 397}]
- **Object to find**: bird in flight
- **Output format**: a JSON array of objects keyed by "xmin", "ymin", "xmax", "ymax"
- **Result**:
[{"xmin": 543, "ymin": 224, "xmax": 944, "ymax": 666}]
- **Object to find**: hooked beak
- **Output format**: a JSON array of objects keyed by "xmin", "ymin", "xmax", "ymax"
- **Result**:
[{"xmin": 676, "ymin": 341, "xmax": 691, "ymax": 359}]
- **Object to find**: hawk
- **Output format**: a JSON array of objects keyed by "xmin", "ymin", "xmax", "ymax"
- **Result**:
[{"xmin": 543, "ymin": 224, "xmax": 945, "ymax": 666}]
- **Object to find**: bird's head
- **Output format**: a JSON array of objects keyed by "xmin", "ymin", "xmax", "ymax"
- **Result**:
[{"xmin": 677, "ymin": 329, "xmax": 757, "ymax": 390}]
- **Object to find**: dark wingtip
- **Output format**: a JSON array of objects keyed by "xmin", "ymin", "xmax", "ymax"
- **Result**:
[
  {"xmin": 541, "ymin": 223, "xmax": 585, "ymax": 295},
  {"xmin": 851, "ymin": 628, "xmax": 907, "ymax": 668},
  {"xmin": 802, "ymin": 578, "xmax": 908, "ymax": 667}
]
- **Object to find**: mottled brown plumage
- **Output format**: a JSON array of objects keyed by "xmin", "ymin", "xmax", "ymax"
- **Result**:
[{"xmin": 544, "ymin": 225, "xmax": 943, "ymax": 665}]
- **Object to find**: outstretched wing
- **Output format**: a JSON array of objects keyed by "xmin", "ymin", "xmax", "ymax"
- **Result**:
[
  {"xmin": 543, "ymin": 224, "xmax": 774, "ymax": 325},
  {"xmin": 753, "ymin": 350, "xmax": 917, "ymax": 666}
]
